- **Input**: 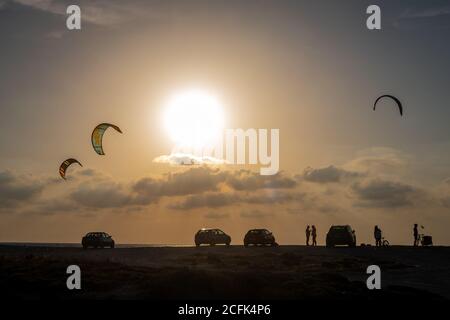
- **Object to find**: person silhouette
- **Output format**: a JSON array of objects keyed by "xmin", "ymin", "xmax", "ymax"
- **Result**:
[
  {"xmin": 305, "ymin": 225, "xmax": 311, "ymax": 246},
  {"xmin": 374, "ymin": 225, "xmax": 382, "ymax": 247},
  {"xmin": 311, "ymin": 225, "xmax": 317, "ymax": 246},
  {"xmin": 413, "ymin": 224, "xmax": 419, "ymax": 246}
]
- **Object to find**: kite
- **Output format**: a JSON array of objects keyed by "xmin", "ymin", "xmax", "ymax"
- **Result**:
[
  {"xmin": 59, "ymin": 158, "xmax": 82, "ymax": 180},
  {"xmin": 91, "ymin": 123, "xmax": 122, "ymax": 155},
  {"xmin": 373, "ymin": 95, "xmax": 403, "ymax": 116}
]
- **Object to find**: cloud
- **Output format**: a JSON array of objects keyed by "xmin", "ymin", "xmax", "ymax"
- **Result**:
[
  {"xmin": 14, "ymin": 0, "xmax": 66, "ymax": 15},
  {"xmin": 70, "ymin": 181, "xmax": 132, "ymax": 209},
  {"xmin": 1, "ymin": 149, "xmax": 439, "ymax": 218},
  {"xmin": 434, "ymin": 178, "xmax": 450, "ymax": 209},
  {"xmin": 169, "ymin": 192, "xmax": 240, "ymax": 210},
  {"xmin": 75, "ymin": 168, "xmax": 97, "ymax": 177},
  {"xmin": 25, "ymin": 198, "xmax": 78, "ymax": 216},
  {"xmin": 204, "ymin": 212, "xmax": 229, "ymax": 219},
  {"xmin": 13, "ymin": 0, "xmax": 162, "ymax": 26},
  {"xmin": 67, "ymin": 167, "xmax": 229, "ymax": 210},
  {"xmin": 0, "ymin": 148, "xmax": 407, "ymax": 217},
  {"xmin": 346, "ymin": 147, "xmax": 409, "ymax": 174},
  {"xmin": 169, "ymin": 189, "xmax": 305, "ymax": 210},
  {"xmin": 351, "ymin": 179, "xmax": 420, "ymax": 208},
  {"xmin": 4, "ymin": 167, "xmax": 301, "ymax": 214},
  {"xmin": 245, "ymin": 191, "xmax": 305, "ymax": 204},
  {"xmin": 226, "ymin": 170, "xmax": 297, "ymax": 190},
  {"xmin": 0, "ymin": 166, "xmax": 309, "ymax": 214},
  {"xmin": 401, "ymin": 5, "xmax": 450, "ymax": 18},
  {"xmin": 0, "ymin": 170, "xmax": 45, "ymax": 209},
  {"xmin": 240, "ymin": 209, "xmax": 273, "ymax": 219},
  {"xmin": 133, "ymin": 167, "xmax": 227, "ymax": 200},
  {"xmin": 301, "ymin": 165, "xmax": 362, "ymax": 183},
  {"xmin": 153, "ymin": 153, "xmax": 226, "ymax": 166},
  {"xmin": 395, "ymin": 5, "xmax": 450, "ymax": 30}
]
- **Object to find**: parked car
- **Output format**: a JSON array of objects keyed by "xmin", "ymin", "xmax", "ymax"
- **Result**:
[
  {"xmin": 195, "ymin": 228, "xmax": 231, "ymax": 246},
  {"xmin": 326, "ymin": 225, "xmax": 356, "ymax": 248},
  {"xmin": 244, "ymin": 229, "xmax": 277, "ymax": 247},
  {"xmin": 82, "ymin": 232, "xmax": 115, "ymax": 249}
]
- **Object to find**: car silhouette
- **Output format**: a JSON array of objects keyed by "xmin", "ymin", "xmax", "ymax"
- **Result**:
[
  {"xmin": 326, "ymin": 225, "xmax": 356, "ymax": 248},
  {"xmin": 195, "ymin": 228, "xmax": 231, "ymax": 246},
  {"xmin": 82, "ymin": 232, "xmax": 115, "ymax": 249},
  {"xmin": 244, "ymin": 229, "xmax": 277, "ymax": 247}
]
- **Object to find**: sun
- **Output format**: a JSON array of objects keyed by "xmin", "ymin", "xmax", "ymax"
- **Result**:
[{"xmin": 164, "ymin": 89, "xmax": 225, "ymax": 149}]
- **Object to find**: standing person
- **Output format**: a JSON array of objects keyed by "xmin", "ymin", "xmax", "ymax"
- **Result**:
[
  {"xmin": 374, "ymin": 225, "xmax": 382, "ymax": 247},
  {"xmin": 311, "ymin": 225, "xmax": 317, "ymax": 246},
  {"xmin": 413, "ymin": 224, "xmax": 419, "ymax": 246},
  {"xmin": 305, "ymin": 225, "xmax": 311, "ymax": 246}
]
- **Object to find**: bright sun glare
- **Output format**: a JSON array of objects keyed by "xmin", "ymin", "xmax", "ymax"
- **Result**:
[{"xmin": 164, "ymin": 89, "xmax": 224, "ymax": 149}]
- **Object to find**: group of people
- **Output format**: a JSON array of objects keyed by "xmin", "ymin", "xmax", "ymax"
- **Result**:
[
  {"xmin": 375, "ymin": 224, "xmax": 423, "ymax": 246},
  {"xmin": 304, "ymin": 224, "xmax": 424, "ymax": 247},
  {"xmin": 305, "ymin": 225, "xmax": 317, "ymax": 246}
]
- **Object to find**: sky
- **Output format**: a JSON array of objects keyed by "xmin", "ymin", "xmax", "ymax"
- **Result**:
[{"xmin": 1, "ymin": 0, "xmax": 450, "ymax": 245}]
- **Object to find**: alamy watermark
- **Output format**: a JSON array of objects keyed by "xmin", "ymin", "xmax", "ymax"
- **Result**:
[
  {"xmin": 66, "ymin": 265, "xmax": 81, "ymax": 290},
  {"xmin": 169, "ymin": 128, "xmax": 280, "ymax": 176},
  {"xmin": 66, "ymin": 4, "xmax": 382, "ymax": 31},
  {"xmin": 66, "ymin": 5, "xmax": 81, "ymax": 30},
  {"xmin": 366, "ymin": 265, "xmax": 381, "ymax": 290},
  {"xmin": 366, "ymin": 5, "xmax": 381, "ymax": 30}
]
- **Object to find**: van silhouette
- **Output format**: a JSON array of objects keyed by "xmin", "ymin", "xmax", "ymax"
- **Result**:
[
  {"xmin": 82, "ymin": 232, "xmax": 115, "ymax": 249},
  {"xmin": 195, "ymin": 228, "xmax": 231, "ymax": 246},
  {"xmin": 244, "ymin": 229, "xmax": 277, "ymax": 247},
  {"xmin": 326, "ymin": 225, "xmax": 356, "ymax": 248}
]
